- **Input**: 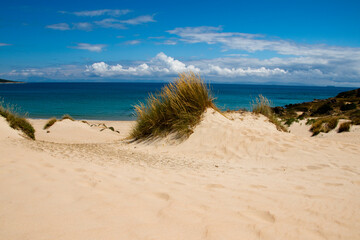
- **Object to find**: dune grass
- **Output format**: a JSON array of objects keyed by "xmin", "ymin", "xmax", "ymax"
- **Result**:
[
  {"xmin": 0, "ymin": 100, "xmax": 35, "ymax": 139},
  {"xmin": 338, "ymin": 122, "xmax": 351, "ymax": 133},
  {"xmin": 130, "ymin": 72, "xmax": 216, "ymax": 140},
  {"xmin": 43, "ymin": 117, "xmax": 57, "ymax": 129},
  {"xmin": 61, "ymin": 114, "xmax": 74, "ymax": 121},
  {"xmin": 310, "ymin": 116, "xmax": 339, "ymax": 136},
  {"xmin": 251, "ymin": 95, "xmax": 287, "ymax": 132}
]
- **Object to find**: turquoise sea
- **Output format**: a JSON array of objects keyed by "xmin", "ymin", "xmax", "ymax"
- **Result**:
[{"xmin": 0, "ymin": 83, "xmax": 353, "ymax": 120}]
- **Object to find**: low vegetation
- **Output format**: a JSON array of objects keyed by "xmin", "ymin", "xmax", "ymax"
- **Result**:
[
  {"xmin": 310, "ymin": 117, "xmax": 339, "ymax": 136},
  {"xmin": 306, "ymin": 118, "xmax": 316, "ymax": 125},
  {"xmin": 283, "ymin": 117, "xmax": 299, "ymax": 126},
  {"xmin": 130, "ymin": 72, "xmax": 216, "ymax": 140},
  {"xmin": 251, "ymin": 95, "xmax": 287, "ymax": 131},
  {"xmin": 43, "ymin": 117, "xmax": 57, "ymax": 129},
  {"xmin": 0, "ymin": 100, "xmax": 35, "ymax": 139},
  {"xmin": 338, "ymin": 122, "xmax": 351, "ymax": 133},
  {"xmin": 61, "ymin": 114, "xmax": 74, "ymax": 121},
  {"xmin": 273, "ymin": 88, "xmax": 359, "ymax": 136}
]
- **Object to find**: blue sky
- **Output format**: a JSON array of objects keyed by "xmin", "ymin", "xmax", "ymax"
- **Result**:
[{"xmin": 1, "ymin": 0, "xmax": 360, "ymax": 86}]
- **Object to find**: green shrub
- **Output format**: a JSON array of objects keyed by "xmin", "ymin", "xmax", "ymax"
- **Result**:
[
  {"xmin": 130, "ymin": 72, "xmax": 216, "ymax": 140},
  {"xmin": 61, "ymin": 114, "xmax": 74, "ymax": 121},
  {"xmin": 338, "ymin": 122, "xmax": 351, "ymax": 133},
  {"xmin": 312, "ymin": 102, "xmax": 333, "ymax": 115},
  {"xmin": 284, "ymin": 118, "xmax": 298, "ymax": 126},
  {"xmin": 306, "ymin": 118, "xmax": 316, "ymax": 125},
  {"xmin": 351, "ymin": 118, "xmax": 360, "ymax": 125},
  {"xmin": 0, "ymin": 101, "xmax": 35, "ymax": 139},
  {"xmin": 43, "ymin": 117, "xmax": 57, "ymax": 129},
  {"xmin": 340, "ymin": 103, "xmax": 356, "ymax": 111},
  {"xmin": 251, "ymin": 95, "xmax": 287, "ymax": 132},
  {"xmin": 349, "ymin": 110, "xmax": 360, "ymax": 125}
]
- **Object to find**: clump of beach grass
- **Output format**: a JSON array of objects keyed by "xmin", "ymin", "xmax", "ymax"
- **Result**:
[
  {"xmin": 251, "ymin": 95, "xmax": 287, "ymax": 132},
  {"xmin": 310, "ymin": 116, "xmax": 339, "ymax": 136},
  {"xmin": 43, "ymin": 117, "xmax": 57, "ymax": 129},
  {"xmin": 306, "ymin": 118, "xmax": 316, "ymax": 125},
  {"xmin": 338, "ymin": 122, "xmax": 351, "ymax": 133},
  {"xmin": 130, "ymin": 72, "xmax": 216, "ymax": 140},
  {"xmin": 0, "ymin": 100, "xmax": 35, "ymax": 140},
  {"xmin": 61, "ymin": 114, "xmax": 74, "ymax": 121}
]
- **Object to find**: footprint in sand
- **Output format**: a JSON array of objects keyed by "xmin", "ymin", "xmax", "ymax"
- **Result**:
[
  {"xmin": 154, "ymin": 192, "xmax": 170, "ymax": 201},
  {"xmin": 248, "ymin": 209, "xmax": 276, "ymax": 223},
  {"xmin": 306, "ymin": 165, "xmax": 323, "ymax": 170}
]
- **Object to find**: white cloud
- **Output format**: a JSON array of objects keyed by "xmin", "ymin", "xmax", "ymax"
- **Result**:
[
  {"xmin": 73, "ymin": 22, "xmax": 93, "ymax": 31},
  {"xmin": 61, "ymin": 9, "xmax": 131, "ymax": 17},
  {"xmin": 86, "ymin": 52, "xmax": 200, "ymax": 77},
  {"xmin": 121, "ymin": 15, "xmax": 156, "ymax": 25},
  {"xmin": 160, "ymin": 40, "xmax": 177, "ymax": 45},
  {"xmin": 46, "ymin": 23, "xmax": 70, "ymax": 30},
  {"xmin": 85, "ymin": 52, "xmax": 286, "ymax": 78},
  {"xmin": 70, "ymin": 43, "xmax": 106, "ymax": 52},
  {"xmin": 204, "ymin": 65, "xmax": 286, "ymax": 77},
  {"xmin": 168, "ymin": 26, "xmax": 360, "ymax": 60},
  {"xmin": 94, "ymin": 18, "xmax": 126, "ymax": 29},
  {"xmin": 0, "ymin": 43, "xmax": 11, "ymax": 47},
  {"xmin": 1, "ymin": 65, "xmax": 86, "ymax": 80},
  {"xmin": 7, "ymin": 69, "xmax": 44, "ymax": 77},
  {"xmin": 124, "ymin": 40, "xmax": 141, "ymax": 45}
]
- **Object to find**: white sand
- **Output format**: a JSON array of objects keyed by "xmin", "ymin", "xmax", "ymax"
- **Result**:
[{"xmin": 1, "ymin": 111, "xmax": 360, "ymax": 240}]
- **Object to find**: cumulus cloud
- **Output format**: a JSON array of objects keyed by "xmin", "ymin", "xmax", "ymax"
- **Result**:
[
  {"xmin": 85, "ymin": 52, "xmax": 286, "ymax": 78},
  {"xmin": 69, "ymin": 43, "xmax": 106, "ymax": 52},
  {"xmin": 121, "ymin": 15, "xmax": 156, "ymax": 25},
  {"xmin": 46, "ymin": 23, "xmax": 70, "ymax": 30},
  {"xmin": 61, "ymin": 9, "xmax": 131, "ymax": 17},
  {"xmin": 86, "ymin": 52, "xmax": 200, "ymax": 77}
]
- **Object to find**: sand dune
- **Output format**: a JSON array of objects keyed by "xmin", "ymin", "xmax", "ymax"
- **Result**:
[
  {"xmin": 0, "ymin": 117, "xmax": 22, "ymax": 140},
  {"xmin": 1, "ymin": 112, "xmax": 360, "ymax": 240},
  {"xmin": 29, "ymin": 119, "xmax": 123, "ymax": 143}
]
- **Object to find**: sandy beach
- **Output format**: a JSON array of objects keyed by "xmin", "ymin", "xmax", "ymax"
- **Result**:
[{"xmin": 1, "ymin": 109, "xmax": 360, "ymax": 240}]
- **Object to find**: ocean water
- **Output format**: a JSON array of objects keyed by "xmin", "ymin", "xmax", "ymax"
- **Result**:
[{"xmin": 0, "ymin": 82, "xmax": 353, "ymax": 120}]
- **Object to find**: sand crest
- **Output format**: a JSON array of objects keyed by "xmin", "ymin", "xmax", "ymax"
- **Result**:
[{"xmin": 29, "ymin": 119, "xmax": 123, "ymax": 143}]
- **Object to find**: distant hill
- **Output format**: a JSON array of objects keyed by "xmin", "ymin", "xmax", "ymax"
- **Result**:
[{"xmin": 0, "ymin": 78, "xmax": 23, "ymax": 83}]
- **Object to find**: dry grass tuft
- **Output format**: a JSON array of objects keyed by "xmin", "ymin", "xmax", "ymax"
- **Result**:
[
  {"xmin": 0, "ymin": 100, "xmax": 35, "ymax": 139},
  {"xmin": 61, "ymin": 114, "xmax": 74, "ymax": 121},
  {"xmin": 338, "ymin": 122, "xmax": 351, "ymax": 133},
  {"xmin": 130, "ymin": 72, "xmax": 216, "ymax": 140},
  {"xmin": 310, "ymin": 117, "xmax": 339, "ymax": 136},
  {"xmin": 251, "ymin": 95, "xmax": 287, "ymax": 132},
  {"xmin": 43, "ymin": 117, "xmax": 57, "ymax": 129}
]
